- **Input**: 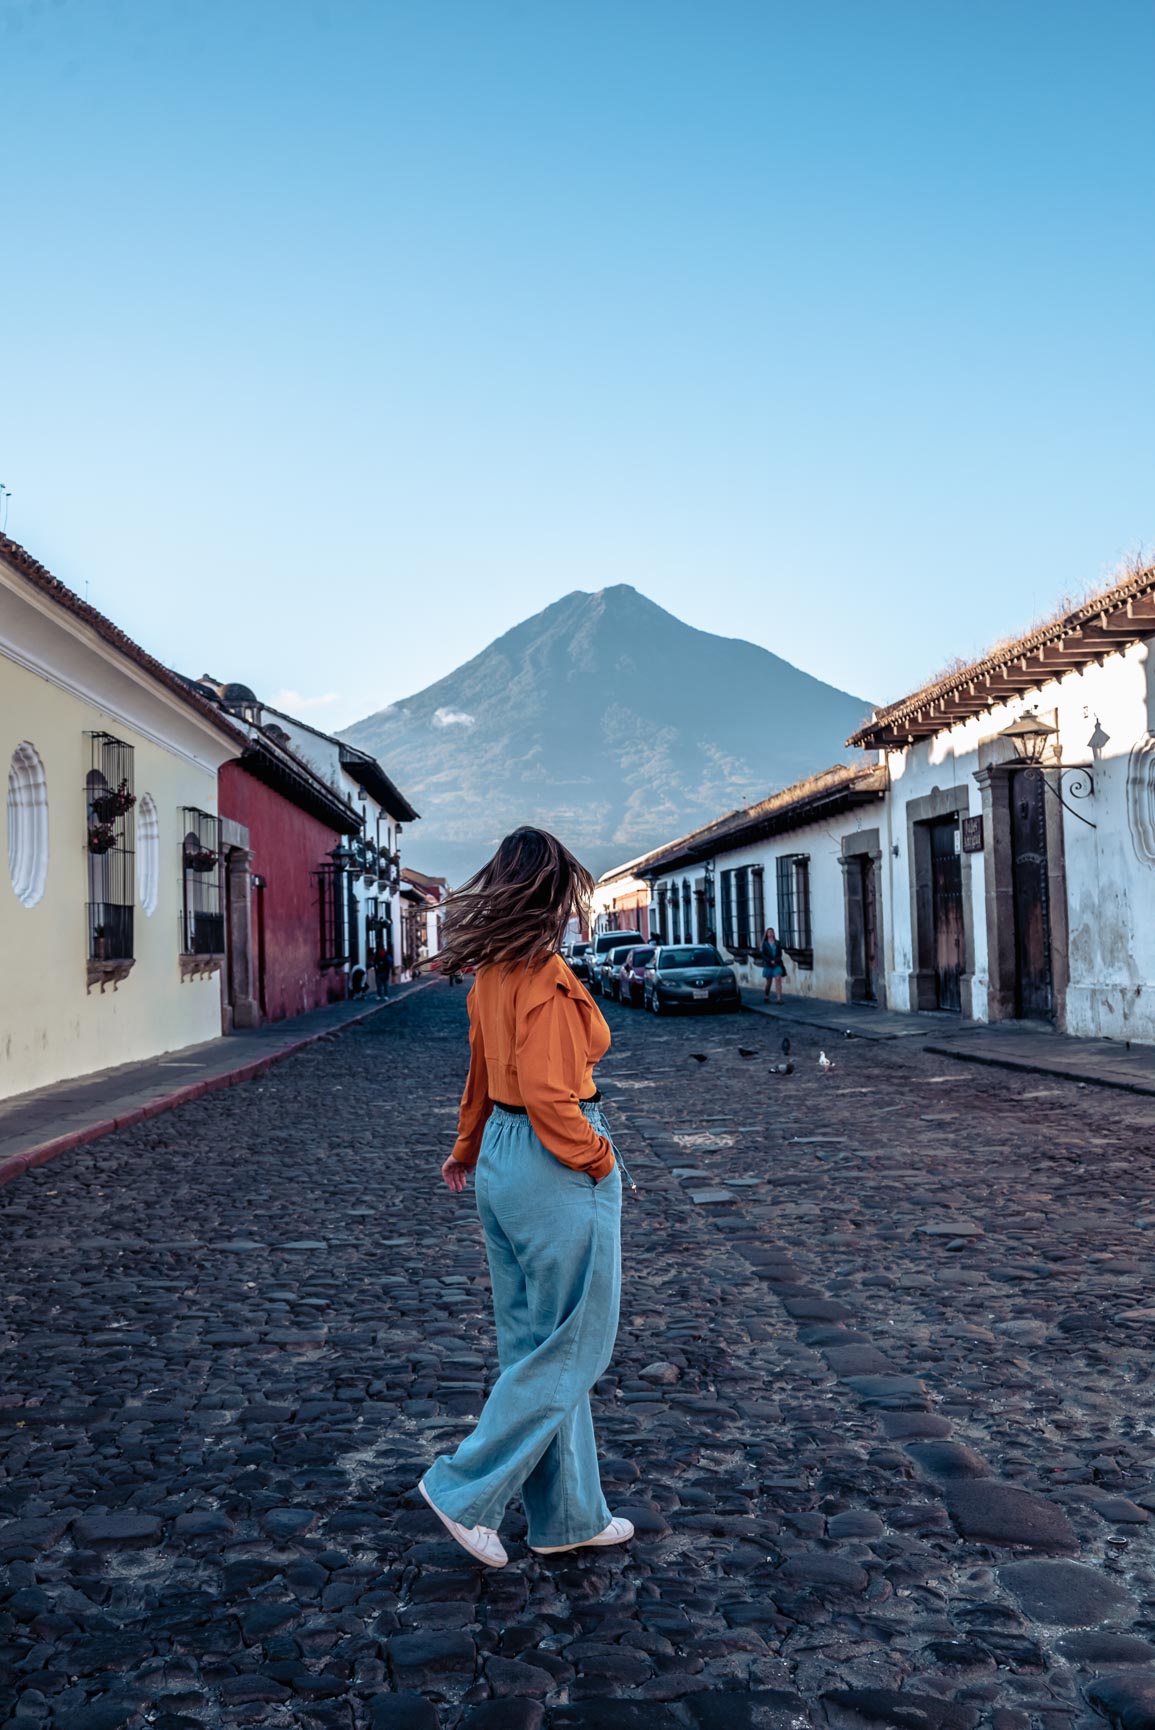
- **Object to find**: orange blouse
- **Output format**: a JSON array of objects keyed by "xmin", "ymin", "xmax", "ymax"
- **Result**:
[{"xmin": 450, "ymin": 953, "xmax": 614, "ymax": 1182}]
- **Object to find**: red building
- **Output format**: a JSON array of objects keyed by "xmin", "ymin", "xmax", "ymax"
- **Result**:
[{"xmin": 184, "ymin": 680, "xmax": 363, "ymax": 1026}]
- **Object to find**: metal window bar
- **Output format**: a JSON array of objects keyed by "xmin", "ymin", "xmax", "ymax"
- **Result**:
[
  {"xmin": 314, "ymin": 862, "xmax": 349, "ymax": 967},
  {"xmin": 720, "ymin": 869, "xmax": 735, "ymax": 948},
  {"xmin": 734, "ymin": 868, "xmax": 751, "ymax": 951},
  {"xmin": 751, "ymin": 865, "xmax": 766, "ymax": 942},
  {"xmin": 180, "ymin": 807, "xmax": 224, "ymax": 955},
  {"xmin": 776, "ymin": 856, "xmax": 796, "ymax": 948},
  {"xmin": 681, "ymin": 879, "xmax": 692, "ymax": 941},
  {"xmin": 86, "ymin": 733, "xmax": 135, "ymax": 961},
  {"xmin": 777, "ymin": 853, "xmax": 813, "ymax": 967},
  {"xmin": 347, "ymin": 870, "xmax": 360, "ymax": 968}
]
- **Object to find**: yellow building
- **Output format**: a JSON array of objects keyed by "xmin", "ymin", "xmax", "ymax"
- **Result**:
[{"xmin": 1, "ymin": 537, "xmax": 243, "ymax": 1100}]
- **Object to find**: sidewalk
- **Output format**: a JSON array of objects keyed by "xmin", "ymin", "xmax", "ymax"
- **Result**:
[
  {"xmin": 741, "ymin": 986, "xmax": 1155, "ymax": 1097},
  {"xmin": 741, "ymin": 985, "xmax": 959, "ymax": 1041},
  {"xmin": 924, "ymin": 1020, "xmax": 1155, "ymax": 1098},
  {"xmin": 0, "ymin": 978, "xmax": 434, "ymax": 1189}
]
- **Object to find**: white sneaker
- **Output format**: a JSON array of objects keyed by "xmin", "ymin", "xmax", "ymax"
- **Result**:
[
  {"xmin": 417, "ymin": 1479, "xmax": 508, "ymax": 1568},
  {"xmin": 530, "ymin": 1516, "xmax": 635, "ymax": 1554}
]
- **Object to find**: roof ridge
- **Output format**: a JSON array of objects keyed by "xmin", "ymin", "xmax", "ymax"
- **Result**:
[
  {"xmin": 852, "ymin": 557, "xmax": 1155, "ymax": 747},
  {"xmin": 0, "ymin": 534, "xmax": 248, "ymax": 749}
]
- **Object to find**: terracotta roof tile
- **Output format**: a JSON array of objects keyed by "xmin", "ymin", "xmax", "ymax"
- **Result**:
[{"xmin": 850, "ymin": 559, "xmax": 1155, "ymax": 749}]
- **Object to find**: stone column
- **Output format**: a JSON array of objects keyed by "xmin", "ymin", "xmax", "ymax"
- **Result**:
[{"xmin": 226, "ymin": 846, "xmax": 260, "ymax": 1029}]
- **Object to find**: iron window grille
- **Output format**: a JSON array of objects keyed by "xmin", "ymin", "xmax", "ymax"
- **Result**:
[
  {"xmin": 776, "ymin": 854, "xmax": 813, "ymax": 968},
  {"xmin": 681, "ymin": 879, "xmax": 692, "ymax": 942},
  {"xmin": 347, "ymin": 869, "xmax": 360, "ymax": 968},
  {"xmin": 656, "ymin": 884, "xmax": 669, "ymax": 942},
  {"xmin": 86, "ymin": 732, "xmax": 136, "ymax": 962},
  {"xmin": 315, "ymin": 862, "xmax": 349, "ymax": 967},
  {"xmin": 720, "ymin": 865, "xmax": 761, "ymax": 953},
  {"xmin": 751, "ymin": 865, "xmax": 766, "ymax": 944},
  {"xmin": 180, "ymin": 808, "xmax": 224, "ymax": 955},
  {"xmin": 720, "ymin": 870, "xmax": 734, "ymax": 948}
]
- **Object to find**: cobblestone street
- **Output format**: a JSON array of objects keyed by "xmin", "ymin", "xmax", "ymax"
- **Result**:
[{"xmin": 5, "ymin": 983, "xmax": 1155, "ymax": 1730}]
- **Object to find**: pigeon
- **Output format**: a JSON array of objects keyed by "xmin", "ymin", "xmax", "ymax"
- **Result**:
[
  {"xmin": 690, "ymin": 1053, "xmax": 709, "ymax": 1063},
  {"xmin": 738, "ymin": 1047, "xmax": 757, "ymax": 1059},
  {"xmin": 772, "ymin": 1060, "xmax": 795, "ymax": 1075},
  {"xmin": 818, "ymin": 1050, "xmax": 836, "ymax": 1073},
  {"xmin": 781, "ymin": 1036, "xmax": 792, "ymax": 1056}
]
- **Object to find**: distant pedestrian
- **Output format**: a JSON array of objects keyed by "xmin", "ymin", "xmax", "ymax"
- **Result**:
[
  {"xmin": 761, "ymin": 926, "xmax": 787, "ymax": 1003},
  {"xmin": 373, "ymin": 941, "xmax": 392, "ymax": 999},
  {"xmin": 417, "ymin": 825, "xmax": 634, "ymax": 1569}
]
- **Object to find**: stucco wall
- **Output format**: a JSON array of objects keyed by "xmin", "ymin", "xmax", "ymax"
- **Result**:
[
  {"xmin": 884, "ymin": 637, "xmax": 1155, "ymax": 1040},
  {"xmin": 219, "ymin": 765, "xmax": 347, "ymax": 1022},
  {"xmin": 0, "ymin": 656, "xmax": 230, "ymax": 1099},
  {"xmin": 646, "ymin": 800, "xmax": 891, "ymax": 1005}
]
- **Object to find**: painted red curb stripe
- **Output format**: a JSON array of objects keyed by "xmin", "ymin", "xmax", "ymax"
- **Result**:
[{"xmin": 0, "ymin": 978, "xmax": 437, "ymax": 1193}]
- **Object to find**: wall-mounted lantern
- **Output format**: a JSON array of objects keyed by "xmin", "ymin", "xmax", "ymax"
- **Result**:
[
  {"xmin": 1001, "ymin": 711, "xmax": 1056, "ymax": 765},
  {"xmin": 999, "ymin": 711, "xmax": 1096, "ymax": 827}
]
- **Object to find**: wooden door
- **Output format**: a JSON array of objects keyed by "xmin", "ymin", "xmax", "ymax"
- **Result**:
[
  {"xmin": 844, "ymin": 856, "xmax": 878, "ymax": 1002},
  {"xmin": 930, "ymin": 819, "xmax": 964, "ymax": 1012},
  {"xmin": 861, "ymin": 856, "xmax": 878, "ymax": 1001},
  {"xmin": 1010, "ymin": 768, "xmax": 1054, "ymax": 1020}
]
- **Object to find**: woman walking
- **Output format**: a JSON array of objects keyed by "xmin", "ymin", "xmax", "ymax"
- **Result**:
[
  {"xmin": 761, "ymin": 925, "xmax": 787, "ymax": 1003},
  {"xmin": 417, "ymin": 827, "xmax": 634, "ymax": 1568}
]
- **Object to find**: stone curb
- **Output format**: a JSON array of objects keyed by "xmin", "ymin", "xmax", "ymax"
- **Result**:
[
  {"xmin": 924, "ymin": 1039, "xmax": 1155, "ymax": 1098},
  {"xmin": 0, "ymin": 977, "xmax": 438, "ymax": 1193}
]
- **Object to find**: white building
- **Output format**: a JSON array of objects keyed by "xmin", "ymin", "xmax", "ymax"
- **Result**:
[
  {"xmin": 850, "ymin": 559, "xmax": 1155, "ymax": 1041},
  {"xmin": 588, "ymin": 859, "xmax": 653, "ymax": 940},
  {"xmin": 244, "ymin": 705, "xmax": 417, "ymax": 983},
  {"xmin": 629, "ymin": 764, "xmax": 890, "ymax": 1002}
]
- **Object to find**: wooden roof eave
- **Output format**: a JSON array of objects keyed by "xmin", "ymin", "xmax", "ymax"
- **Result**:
[
  {"xmin": 638, "ymin": 778, "xmax": 886, "ymax": 877},
  {"xmin": 851, "ymin": 574, "xmax": 1155, "ymax": 750}
]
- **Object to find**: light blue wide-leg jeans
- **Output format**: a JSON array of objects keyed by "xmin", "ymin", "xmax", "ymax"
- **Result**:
[{"xmin": 422, "ymin": 1102, "xmax": 622, "ymax": 1547}]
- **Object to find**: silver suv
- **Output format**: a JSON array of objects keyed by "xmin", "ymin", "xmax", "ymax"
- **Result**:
[{"xmin": 587, "ymin": 930, "xmax": 643, "ymax": 995}]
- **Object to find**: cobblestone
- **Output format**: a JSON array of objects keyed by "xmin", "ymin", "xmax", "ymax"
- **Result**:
[{"xmin": 3, "ymin": 985, "xmax": 1155, "ymax": 1728}]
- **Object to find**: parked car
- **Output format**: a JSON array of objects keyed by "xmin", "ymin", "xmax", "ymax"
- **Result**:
[
  {"xmin": 597, "ymin": 944, "xmax": 637, "ymax": 1000},
  {"xmin": 564, "ymin": 940, "xmax": 592, "ymax": 980},
  {"xmin": 643, "ymin": 944, "xmax": 741, "ymax": 1014},
  {"xmin": 617, "ymin": 946, "xmax": 655, "ymax": 1006},
  {"xmin": 587, "ymin": 930, "xmax": 643, "ymax": 995}
]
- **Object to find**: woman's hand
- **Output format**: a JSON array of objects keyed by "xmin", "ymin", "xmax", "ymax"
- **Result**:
[{"xmin": 441, "ymin": 1155, "xmax": 469, "ymax": 1193}]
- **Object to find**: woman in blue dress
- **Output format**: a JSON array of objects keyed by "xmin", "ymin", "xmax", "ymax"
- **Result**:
[{"xmin": 761, "ymin": 926, "xmax": 787, "ymax": 1003}]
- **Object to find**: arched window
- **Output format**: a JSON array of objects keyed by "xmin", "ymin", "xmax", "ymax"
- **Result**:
[
  {"xmin": 7, "ymin": 741, "xmax": 49, "ymax": 908},
  {"xmin": 138, "ymin": 793, "xmax": 160, "ymax": 916}
]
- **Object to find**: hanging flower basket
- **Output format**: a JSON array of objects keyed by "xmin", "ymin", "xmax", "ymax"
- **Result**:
[
  {"xmin": 91, "ymin": 779, "xmax": 136, "ymax": 823},
  {"xmin": 88, "ymin": 822, "xmax": 118, "ymax": 855},
  {"xmin": 185, "ymin": 844, "xmax": 219, "ymax": 873}
]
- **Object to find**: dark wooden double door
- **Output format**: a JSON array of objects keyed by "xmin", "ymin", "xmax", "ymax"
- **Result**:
[
  {"xmin": 1009, "ymin": 767, "xmax": 1053, "ymax": 1021},
  {"xmin": 927, "ymin": 781, "xmax": 1054, "ymax": 1022},
  {"xmin": 845, "ymin": 856, "xmax": 879, "ymax": 1002},
  {"xmin": 929, "ymin": 819, "xmax": 964, "ymax": 1012}
]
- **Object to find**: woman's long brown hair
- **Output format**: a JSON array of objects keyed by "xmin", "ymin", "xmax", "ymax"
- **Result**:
[{"xmin": 438, "ymin": 827, "xmax": 594, "ymax": 975}]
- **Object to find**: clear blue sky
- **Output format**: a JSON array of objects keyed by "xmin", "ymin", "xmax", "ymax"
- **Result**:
[{"xmin": 4, "ymin": 0, "xmax": 1153, "ymax": 730}]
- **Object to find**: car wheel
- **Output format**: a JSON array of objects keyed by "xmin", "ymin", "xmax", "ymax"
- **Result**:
[{"xmin": 650, "ymin": 991, "xmax": 663, "ymax": 1016}]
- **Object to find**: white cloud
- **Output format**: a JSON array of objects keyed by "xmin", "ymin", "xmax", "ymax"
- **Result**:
[
  {"xmin": 433, "ymin": 707, "xmax": 476, "ymax": 728},
  {"xmin": 270, "ymin": 688, "xmax": 340, "ymax": 713}
]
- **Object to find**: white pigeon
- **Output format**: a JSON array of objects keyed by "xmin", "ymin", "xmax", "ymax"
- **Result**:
[{"xmin": 818, "ymin": 1050, "xmax": 836, "ymax": 1073}]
